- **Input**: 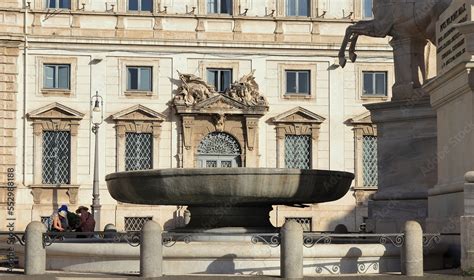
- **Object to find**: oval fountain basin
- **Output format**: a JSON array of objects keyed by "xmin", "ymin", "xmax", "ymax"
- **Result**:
[{"xmin": 106, "ymin": 168, "xmax": 354, "ymax": 206}]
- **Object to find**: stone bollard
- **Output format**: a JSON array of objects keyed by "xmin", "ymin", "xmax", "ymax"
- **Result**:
[
  {"xmin": 140, "ymin": 220, "xmax": 163, "ymax": 278},
  {"xmin": 103, "ymin": 223, "xmax": 117, "ymax": 239},
  {"xmin": 280, "ymin": 220, "xmax": 303, "ymax": 279},
  {"xmin": 25, "ymin": 221, "xmax": 46, "ymax": 275},
  {"xmin": 402, "ymin": 220, "xmax": 423, "ymax": 276}
]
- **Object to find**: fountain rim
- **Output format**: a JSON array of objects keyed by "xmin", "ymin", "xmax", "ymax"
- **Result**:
[{"xmin": 105, "ymin": 168, "xmax": 355, "ymax": 181}]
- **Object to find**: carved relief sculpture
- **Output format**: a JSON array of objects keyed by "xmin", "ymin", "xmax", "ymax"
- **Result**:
[
  {"xmin": 225, "ymin": 70, "xmax": 268, "ymax": 106},
  {"xmin": 173, "ymin": 70, "xmax": 268, "ymax": 107},
  {"xmin": 338, "ymin": 0, "xmax": 452, "ymax": 100},
  {"xmin": 174, "ymin": 71, "xmax": 217, "ymax": 105}
]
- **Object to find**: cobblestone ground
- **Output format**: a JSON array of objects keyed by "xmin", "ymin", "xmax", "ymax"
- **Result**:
[{"xmin": 0, "ymin": 270, "xmax": 473, "ymax": 280}]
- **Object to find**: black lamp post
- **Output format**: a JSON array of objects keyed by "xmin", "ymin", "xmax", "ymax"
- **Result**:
[{"xmin": 91, "ymin": 91, "xmax": 103, "ymax": 230}]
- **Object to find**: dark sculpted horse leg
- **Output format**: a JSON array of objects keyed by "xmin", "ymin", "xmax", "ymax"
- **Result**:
[{"xmin": 339, "ymin": 20, "xmax": 390, "ymax": 67}]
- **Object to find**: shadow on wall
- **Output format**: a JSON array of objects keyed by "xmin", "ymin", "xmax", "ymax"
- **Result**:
[
  {"xmin": 205, "ymin": 254, "xmax": 238, "ymax": 274},
  {"xmin": 340, "ymin": 247, "xmax": 363, "ymax": 274}
]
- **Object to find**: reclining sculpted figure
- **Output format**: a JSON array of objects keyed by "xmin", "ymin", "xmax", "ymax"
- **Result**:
[{"xmin": 339, "ymin": 0, "xmax": 452, "ymax": 100}]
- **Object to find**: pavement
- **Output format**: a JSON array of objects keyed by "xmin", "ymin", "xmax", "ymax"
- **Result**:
[{"xmin": 0, "ymin": 269, "xmax": 474, "ymax": 280}]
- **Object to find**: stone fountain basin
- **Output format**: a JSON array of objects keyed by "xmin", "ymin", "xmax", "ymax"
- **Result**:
[{"xmin": 105, "ymin": 168, "xmax": 354, "ymax": 206}]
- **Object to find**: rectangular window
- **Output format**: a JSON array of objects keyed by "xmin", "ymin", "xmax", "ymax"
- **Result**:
[
  {"xmin": 286, "ymin": 70, "xmax": 310, "ymax": 95},
  {"xmin": 208, "ymin": 0, "xmax": 233, "ymax": 14},
  {"xmin": 207, "ymin": 68, "xmax": 232, "ymax": 93},
  {"xmin": 127, "ymin": 66, "xmax": 152, "ymax": 91},
  {"xmin": 362, "ymin": 71, "xmax": 387, "ymax": 96},
  {"xmin": 42, "ymin": 131, "xmax": 71, "ymax": 184},
  {"xmin": 125, "ymin": 132, "xmax": 153, "ymax": 171},
  {"xmin": 44, "ymin": 64, "xmax": 70, "ymax": 90},
  {"xmin": 362, "ymin": 0, "xmax": 373, "ymax": 19},
  {"xmin": 128, "ymin": 0, "xmax": 153, "ymax": 12},
  {"xmin": 286, "ymin": 0, "xmax": 310, "ymax": 17},
  {"xmin": 124, "ymin": 217, "xmax": 153, "ymax": 232},
  {"xmin": 284, "ymin": 135, "xmax": 311, "ymax": 169},
  {"xmin": 362, "ymin": 135, "xmax": 378, "ymax": 188},
  {"xmin": 47, "ymin": 0, "xmax": 71, "ymax": 9}
]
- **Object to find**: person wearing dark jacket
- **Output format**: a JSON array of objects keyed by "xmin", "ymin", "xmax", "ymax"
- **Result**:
[{"xmin": 75, "ymin": 206, "xmax": 96, "ymax": 233}]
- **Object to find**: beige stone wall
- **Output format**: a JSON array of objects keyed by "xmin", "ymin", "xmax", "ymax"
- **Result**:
[
  {"xmin": 0, "ymin": 0, "xmax": 394, "ymax": 232},
  {"xmin": 0, "ymin": 39, "xmax": 21, "ymax": 231}
]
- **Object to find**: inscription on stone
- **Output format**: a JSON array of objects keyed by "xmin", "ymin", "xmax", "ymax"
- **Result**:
[{"xmin": 437, "ymin": 1, "xmax": 469, "ymax": 74}]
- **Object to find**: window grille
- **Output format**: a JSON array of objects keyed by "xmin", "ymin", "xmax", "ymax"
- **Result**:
[
  {"xmin": 43, "ymin": 64, "xmax": 70, "ymax": 89},
  {"xmin": 362, "ymin": 71, "xmax": 387, "ymax": 96},
  {"xmin": 286, "ymin": 0, "xmax": 310, "ymax": 17},
  {"xmin": 286, "ymin": 70, "xmax": 310, "ymax": 95},
  {"xmin": 285, "ymin": 135, "xmax": 311, "ymax": 169},
  {"xmin": 285, "ymin": 217, "xmax": 312, "ymax": 231},
  {"xmin": 42, "ymin": 131, "xmax": 71, "ymax": 184},
  {"xmin": 362, "ymin": 135, "xmax": 378, "ymax": 188},
  {"xmin": 127, "ymin": 66, "xmax": 152, "ymax": 91},
  {"xmin": 125, "ymin": 132, "xmax": 153, "ymax": 171},
  {"xmin": 128, "ymin": 0, "xmax": 153, "ymax": 12},
  {"xmin": 207, "ymin": 68, "xmax": 232, "ymax": 92},
  {"xmin": 197, "ymin": 132, "xmax": 241, "ymax": 168},
  {"xmin": 124, "ymin": 216, "xmax": 153, "ymax": 232},
  {"xmin": 197, "ymin": 132, "xmax": 241, "ymax": 155}
]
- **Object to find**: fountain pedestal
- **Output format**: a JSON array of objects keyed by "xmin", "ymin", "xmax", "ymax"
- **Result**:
[{"xmin": 186, "ymin": 205, "xmax": 274, "ymax": 229}]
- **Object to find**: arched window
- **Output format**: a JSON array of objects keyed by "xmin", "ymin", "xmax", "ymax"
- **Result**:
[{"xmin": 196, "ymin": 132, "xmax": 241, "ymax": 168}]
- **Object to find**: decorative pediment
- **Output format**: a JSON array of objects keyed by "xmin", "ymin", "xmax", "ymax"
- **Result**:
[
  {"xmin": 173, "ymin": 70, "xmax": 268, "ymax": 113},
  {"xmin": 272, "ymin": 107, "xmax": 325, "ymax": 124},
  {"xmin": 111, "ymin": 105, "xmax": 166, "ymax": 122},
  {"xmin": 28, "ymin": 103, "xmax": 84, "ymax": 120},
  {"xmin": 347, "ymin": 111, "xmax": 372, "ymax": 125},
  {"xmin": 194, "ymin": 94, "xmax": 247, "ymax": 110}
]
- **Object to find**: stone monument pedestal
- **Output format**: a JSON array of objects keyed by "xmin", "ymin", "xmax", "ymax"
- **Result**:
[
  {"xmin": 365, "ymin": 96, "xmax": 437, "ymax": 233},
  {"xmin": 461, "ymin": 172, "xmax": 474, "ymax": 274}
]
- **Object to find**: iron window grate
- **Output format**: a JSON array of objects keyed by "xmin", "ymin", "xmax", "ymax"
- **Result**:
[
  {"xmin": 362, "ymin": 135, "xmax": 378, "ymax": 188},
  {"xmin": 197, "ymin": 132, "xmax": 241, "ymax": 155},
  {"xmin": 124, "ymin": 216, "xmax": 153, "ymax": 232},
  {"xmin": 125, "ymin": 132, "xmax": 153, "ymax": 171},
  {"xmin": 285, "ymin": 135, "xmax": 311, "ymax": 169},
  {"xmin": 42, "ymin": 131, "xmax": 71, "ymax": 184},
  {"xmin": 285, "ymin": 217, "xmax": 312, "ymax": 231}
]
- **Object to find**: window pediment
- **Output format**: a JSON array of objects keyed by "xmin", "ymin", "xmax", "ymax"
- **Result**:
[
  {"xmin": 28, "ymin": 103, "xmax": 84, "ymax": 121},
  {"xmin": 272, "ymin": 107, "xmax": 325, "ymax": 124},
  {"xmin": 347, "ymin": 111, "xmax": 372, "ymax": 125},
  {"xmin": 111, "ymin": 105, "xmax": 166, "ymax": 122}
]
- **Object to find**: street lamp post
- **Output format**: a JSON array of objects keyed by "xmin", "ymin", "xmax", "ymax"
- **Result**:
[{"xmin": 91, "ymin": 91, "xmax": 103, "ymax": 230}]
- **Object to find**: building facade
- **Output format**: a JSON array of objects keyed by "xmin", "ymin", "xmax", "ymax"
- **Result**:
[{"xmin": 0, "ymin": 0, "xmax": 393, "ymax": 232}]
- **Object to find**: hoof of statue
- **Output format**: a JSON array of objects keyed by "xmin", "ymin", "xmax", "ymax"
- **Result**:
[
  {"xmin": 339, "ymin": 57, "xmax": 347, "ymax": 68},
  {"xmin": 349, "ymin": 52, "xmax": 357, "ymax": 63}
]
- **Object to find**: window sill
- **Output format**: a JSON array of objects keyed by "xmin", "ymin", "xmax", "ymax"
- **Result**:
[
  {"xmin": 361, "ymin": 95, "xmax": 389, "ymax": 101},
  {"xmin": 46, "ymin": 8, "xmax": 71, "ymax": 11},
  {"xmin": 29, "ymin": 184, "xmax": 79, "ymax": 189},
  {"xmin": 207, "ymin": 13, "xmax": 233, "ymax": 16},
  {"xmin": 126, "ymin": 10, "xmax": 153, "ymax": 14},
  {"xmin": 353, "ymin": 186, "xmax": 378, "ymax": 191},
  {"xmin": 124, "ymin": 91, "xmax": 154, "ymax": 97},
  {"xmin": 41, "ymin": 89, "xmax": 72, "ymax": 96},
  {"xmin": 283, "ymin": 94, "xmax": 313, "ymax": 100},
  {"xmin": 285, "ymin": 15, "xmax": 311, "ymax": 18}
]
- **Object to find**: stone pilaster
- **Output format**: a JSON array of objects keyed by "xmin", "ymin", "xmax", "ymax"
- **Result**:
[{"xmin": 0, "ymin": 42, "xmax": 19, "ymax": 186}]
